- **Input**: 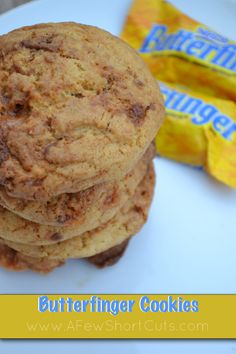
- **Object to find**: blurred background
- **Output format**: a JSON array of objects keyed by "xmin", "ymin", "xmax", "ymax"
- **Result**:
[{"xmin": 0, "ymin": 0, "xmax": 31, "ymax": 14}]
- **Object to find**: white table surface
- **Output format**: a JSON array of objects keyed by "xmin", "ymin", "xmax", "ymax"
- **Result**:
[{"xmin": 0, "ymin": 0, "xmax": 236, "ymax": 352}]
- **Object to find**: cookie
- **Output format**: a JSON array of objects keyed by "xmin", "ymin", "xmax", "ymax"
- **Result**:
[
  {"xmin": 0, "ymin": 244, "xmax": 64, "ymax": 273},
  {"xmin": 0, "ymin": 146, "xmax": 153, "ymax": 245},
  {"xmin": 0, "ymin": 143, "xmax": 154, "ymax": 227},
  {"xmin": 0, "ymin": 162, "xmax": 155, "ymax": 259},
  {"xmin": 0, "ymin": 22, "xmax": 164, "ymax": 201},
  {"xmin": 0, "ymin": 239, "xmax": 130, "ymax": 273}
]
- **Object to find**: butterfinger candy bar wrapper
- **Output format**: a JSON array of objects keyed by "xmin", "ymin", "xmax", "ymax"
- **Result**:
[
  {"xmin": 157, "ymin": 81, "xmax": 236, "ymax": 189},
  {"xmin": 121, "ymin": 0, "xmax": 236, "ymax": 188},
  {"xmin": 121, "ymin": 0, "xmax": 236, "ymax": 101}
]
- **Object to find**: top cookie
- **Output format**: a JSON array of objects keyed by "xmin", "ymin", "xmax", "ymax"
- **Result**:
[{"xmin": 0, "ymin": 22, "xmax": 164, "ymax": 201}]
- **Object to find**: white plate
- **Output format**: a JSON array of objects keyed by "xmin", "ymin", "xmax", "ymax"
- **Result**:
[{"xmin": 0, "ymin": 0, "xmax": 236, "ymax": 352}]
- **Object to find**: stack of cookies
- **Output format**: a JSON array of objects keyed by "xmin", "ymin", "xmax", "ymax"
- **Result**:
[{"xmin": 0, "ymin": 23, "xmax": 164, "ymax": 272}]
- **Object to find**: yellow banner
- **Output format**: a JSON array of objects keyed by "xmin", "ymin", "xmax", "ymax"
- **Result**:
[{"xmin": 0, "ymin": 294, "xmax": 235, "ymax": 338}]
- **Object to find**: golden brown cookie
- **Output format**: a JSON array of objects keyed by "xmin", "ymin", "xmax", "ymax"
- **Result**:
[
  {"xmin": 0, "ymin": 143, "xmax": 154, "ymax": 226},
  {"xmin": 0, "ymin": 239, "xmax": 130, "ymax": 273},
  {"xmin": 0, "ymin": 162, "xmax": 155, "ymax": 259},
  {"xmin": 0, "ymin": 147, "xmax": 153, "ymax": 245},
  {"xmin": 0, "ymin": 22, "xmax": 164, "ymax": 201},
  {"xmin": 0, "ymin": 244, "xmax": 64, "ymax": 273}
]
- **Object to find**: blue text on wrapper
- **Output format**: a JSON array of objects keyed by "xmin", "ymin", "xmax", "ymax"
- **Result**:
[
  {"xmin": 140, "ymin": 24, "xmax": 236, "ymax": 74},
  {"xmin": 159, "ymin": 82, "xmax": 236, "ymax": 141}
]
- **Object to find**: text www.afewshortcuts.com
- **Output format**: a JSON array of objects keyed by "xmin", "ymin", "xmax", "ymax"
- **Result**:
[{"xmin": 26, "ymin": 320, "xmax": 208, "ymax": 333}]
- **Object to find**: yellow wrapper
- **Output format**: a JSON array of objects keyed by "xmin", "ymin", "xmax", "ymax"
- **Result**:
[
  {"xmin": 121, "ymin": 0, "xmax": 236, "ymax": 188},
  {"xmin": 121, "ymin": 0, "xmax": 236, "ymax": 101},
  {"xmin": 157, "ymin": 81, "xmax": 236, "ymax": 188}
]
